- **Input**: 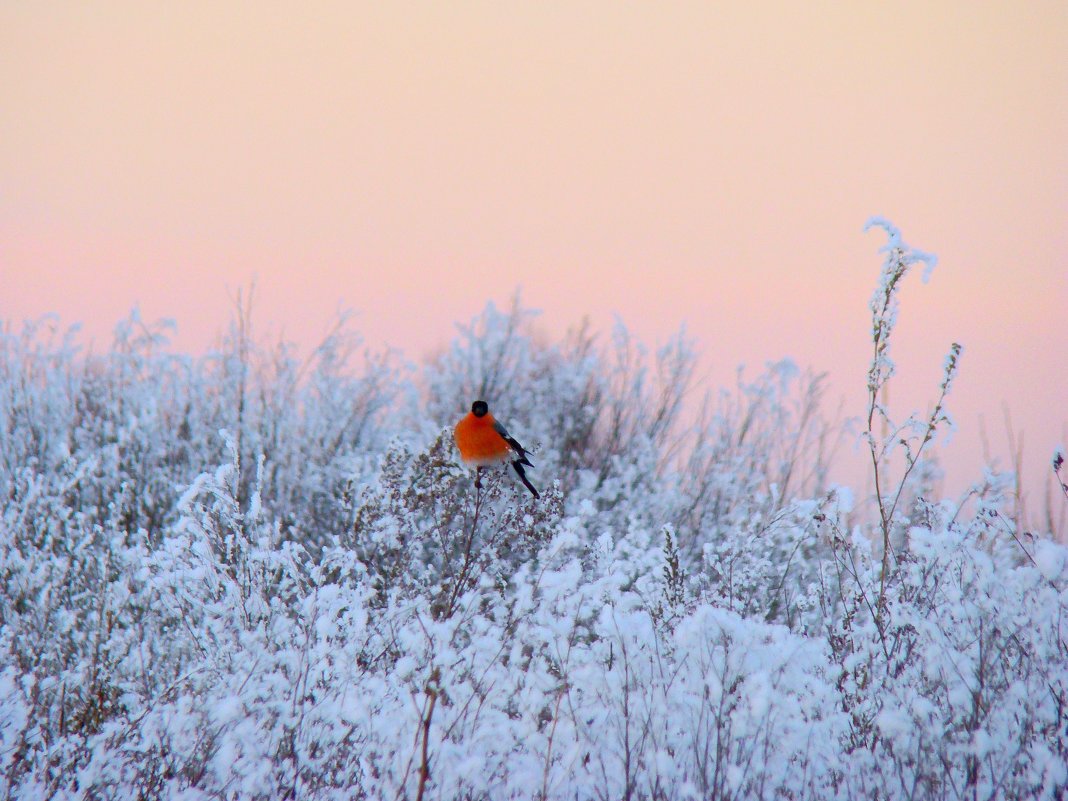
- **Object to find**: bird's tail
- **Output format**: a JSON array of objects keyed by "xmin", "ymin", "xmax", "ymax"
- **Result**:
[{"xmin": 511, "ymin": 459, "xmax": 540, "ymax": 499}]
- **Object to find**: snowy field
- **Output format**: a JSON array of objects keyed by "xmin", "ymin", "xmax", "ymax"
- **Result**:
[{"xmin": 2, "ymin": 225, "xmax": 1066, "ymax": 799}]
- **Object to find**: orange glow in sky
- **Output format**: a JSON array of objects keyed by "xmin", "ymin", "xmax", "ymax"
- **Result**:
[{"xmin": 2, "ymin": 3, "xmax": 1066, "ymax": 520}]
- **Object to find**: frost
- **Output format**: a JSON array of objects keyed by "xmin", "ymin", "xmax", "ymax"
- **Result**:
[
  {"xmin": 1034, "ymin": 539, "xmax": 1066, "ymax": 581},
  {"xmin": 1, "ymin": 278, "xmax": 1066, "ymax": 799}
]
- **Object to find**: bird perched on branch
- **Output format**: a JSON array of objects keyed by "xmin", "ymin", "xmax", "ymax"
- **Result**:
[{"xmin": 454, "ymin": 400, "xmax": 539, "ymax": 499}]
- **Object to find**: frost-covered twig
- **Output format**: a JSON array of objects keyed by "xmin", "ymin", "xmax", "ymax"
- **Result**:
[
  {"xmin": 862, "ymin": 218, "xmax": 961, "ymax": 613},
  {"xmin": 1054, "ymin": 448, "xmax": 1068, "ymax": 503}
]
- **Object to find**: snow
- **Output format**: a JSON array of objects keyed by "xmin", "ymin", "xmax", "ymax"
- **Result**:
[
  {"xmin": 1034, "ymin": 539, "xmax": 1066, "ymax": 581},
  {"xmin": 2, "ymin": 233, "xmax": 1067, "ymax": 799}
]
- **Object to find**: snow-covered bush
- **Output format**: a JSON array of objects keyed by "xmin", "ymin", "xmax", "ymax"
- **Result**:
[{"xmin": 1, "ymin": 224, "xmax": 1066, "ymax": 799}]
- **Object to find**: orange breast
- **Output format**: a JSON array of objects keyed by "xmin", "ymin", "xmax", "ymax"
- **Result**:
[{"xmin": 454, "ymin": 413, "xmax": 512, "ymax": 466}]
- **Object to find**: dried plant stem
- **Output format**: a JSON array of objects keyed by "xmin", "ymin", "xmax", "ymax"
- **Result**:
[{"xmin": 415, "ymin": 667, "xmax": 441, "ymax": 801}]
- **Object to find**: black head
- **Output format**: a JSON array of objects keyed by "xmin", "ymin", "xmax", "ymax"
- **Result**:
[{"xmin": 471, "ymin": 400, "xmax": 489, "ymax": 417}]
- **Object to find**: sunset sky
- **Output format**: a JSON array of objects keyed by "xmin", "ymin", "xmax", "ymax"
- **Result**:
[{"xmin": 2, "ymin": 3, "xmax": 1066, "ymax": 520}]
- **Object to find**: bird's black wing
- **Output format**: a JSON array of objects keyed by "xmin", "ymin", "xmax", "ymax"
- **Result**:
[
  {"xmin": 493, "ymin": 419, "xmax": 533, "ymax": 466},
  {"xmin": 493, "ymin": 417, "xmax": 539, "ymax": 498}
]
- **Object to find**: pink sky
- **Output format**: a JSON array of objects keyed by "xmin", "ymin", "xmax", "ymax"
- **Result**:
[{"xmin": 2, "ymin": 3, "xmax": 1066, "ymax": 525}]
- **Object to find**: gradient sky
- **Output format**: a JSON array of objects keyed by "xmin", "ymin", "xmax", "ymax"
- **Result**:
[{"xmin": 2, "ymin": 3, "xmax": 1066, "ymax": 523}]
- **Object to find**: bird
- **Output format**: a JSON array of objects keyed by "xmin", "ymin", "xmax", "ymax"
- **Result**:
[{"xmin": 454, "ymin": 400, "xmax": 540, "ymax": 499}]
